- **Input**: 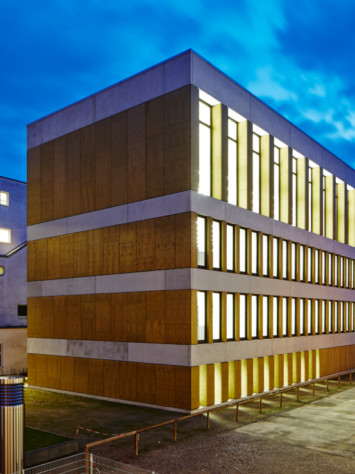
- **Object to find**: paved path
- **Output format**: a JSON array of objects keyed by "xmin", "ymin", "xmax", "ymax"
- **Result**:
[{"xmin": 237, "ymin": 386, "xmax": 355, "ymax": 459}]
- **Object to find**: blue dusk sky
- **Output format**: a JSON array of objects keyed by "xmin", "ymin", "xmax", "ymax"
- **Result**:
[{"xmin": 1, "ymin": 0, "xmax": 355, "ymax": 182}]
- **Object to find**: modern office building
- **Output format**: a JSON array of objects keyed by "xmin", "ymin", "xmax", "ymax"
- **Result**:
[
  {"xmin": 27, "ymin": 50, "xmax": 355, "ymax": 411},
  {"xmin": 0, "ymin": 176, "xmax": 27, "ymax": 374}
]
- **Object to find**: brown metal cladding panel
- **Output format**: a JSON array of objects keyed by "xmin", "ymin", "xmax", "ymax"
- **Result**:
[
  {"xmin": 165, "ymin": 137, "xmax": 191, "ymax": 195},
  {"xmin": 40, "ymin": 141, "xmax": 54, "ymax": 223},
  {"xmin": 53, "ymin": 136, "xmax": 67, "ymax": 219},
  {"xmin": 103, "ymin": 360, "xmax": 120, "ymax": 399},
  {"xmin": 95, "ymin": 294, "xmax": 112, "ymax": 341},
  {"xmin": 112, "ymin": 293, "xmax": 128, "ymax": 341},
  {"xmin": 47, "ymin": 237, "xmax": 60, "ymax": 280},
  {"xmin": 27, "ymin": 146, "xmax": 42, "ymax": 225},
  {"xmin": 155, "ymin": 216, "xmax": 176, "ymax": 269},
  {"xmin": 80, "ymin": 295, "xmax": 96, "ymax": 340},
  {"xmin": 80, "ymin": 124, "xmax": 96, "ymax": 213},
  {"xmin": 146, "ymin": 96, "xmax": 165, "ymax": 198},
  {"xmin": 175, "ymin": 366, "xmax": 192, "ymax": 410},
  {"xmin": 27, "ymin": 240, "xmax": 36, "ymax": 282},
  {"xmin": 27, "ymin": 354, "xmax": 37, "ymax": 386},
  {"xmin": 119, "ymin": 222, "xmax": 137, "ymax": 273},
  {"xmin": 111, "ymin": 112, "xmax": 128, "ymax": 206},
  {"xmin": 60, "ymin": 234, "xmax": 74, "ymax": 279},
  {"xmin": 95, "ymin": 119, "xmax": 112, "ymax": 210},
  {"xmin": 60, "ymin": 357, "xmax": 74, "ymax": 392},
  {"xmin": 36, "ymin": 355, "xmax": 48, "ymax": 387},
  {"xmin": 155, "ymin": 365, "xmax": 175, "ymax": 408},
  {"xmin": 27, "ymin": 298, "xmax": 42, "ymax": 338},
  {"xmin": 48, "ymin": 356, "xmax": 61, "ymax": 389},
  {"xmin": 136, "ymin": 219, "xmax": 155, "ymax": 272},
  {"xmin": 221, "ymin": 362, "xmax": 229, "ymax": 402},
  {"xmin": 41, "ymin": 297, "xmax": 54, "ymax": 339},
  {"xmin": 146, "ymin": 320, "xmax": 166, "ymax": 344},
  {"xmin": 88, "ymin": 359, "xmax": 104, "ymax": 397},
  {"xmin": 119, "ymin": 362, "xmax": 137, "ymax": 401},
  {"xmin": 66, "ymin": 131, "xmax": 81, "ymax": 216},
  {"xmin": 73, "ymin": 232, "xmax": 89, "ymax": 277},
  {"xmin": 165, "ymin": 325, "xmax": 191, "ymax": 344},
  {"xmin": 53, "ymin": 296, "xmax": 67, "ymax": 339},
  {"xmin": 145, "ymin": 292, "xmax": 165, "ymax": 343},
  {"xmin": 136, "ymin": 363, "xmax": 156, "ymax": 405},
  {"xmin": 35, "ymin": 239, "xmax": 48, "ymax": 281},
  {"xmin": 128, "ymin": 105, "xmax": 146, "ymax": 202},
  {"xmin": 66, "ymin": 295, "xmax": 81, "ymax": 339},
  {"xmin": 127, "ymin": 293, "xmax": 145, "ymax": 342},
  {"xmin": 102, "ymin": 226, "xmax": 120, "ymax": 275},
  {"xmin": 175, "ymin": 213, "xmax": 192, "ymax": 268},
  {"xmin": 73, "ymin": 358, "xmax": 89, "ymax": 394},
  {"xmin": 88, "ymin": 229, "xmax": 102, "ymax": 276}
]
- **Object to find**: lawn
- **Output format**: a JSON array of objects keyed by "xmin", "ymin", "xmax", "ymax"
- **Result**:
[{"xmin": 25, "ymin": 426, "xmax": 71, "ymax": 452}]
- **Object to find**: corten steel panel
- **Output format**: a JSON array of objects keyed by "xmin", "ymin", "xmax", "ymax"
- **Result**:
[
  {"xmin": 127, "ymin": 293, "xmax": 145, "ymax": 343},
  {"xmin": 27, "ymin": 298, "xmax": 41, "ymax": 338},
  {"xmin": 175, "ymin": 366, "xmax": 193, "ymax": 410},
  {"xmin": 95, "ymin": 294, "xmax": 112, "ymax": 341},
  {"xmin": 111, "ymin": 112, "xmax": 128, "ymax": 206},
  {"xmin": 80, "ymin": 124, "xmax": 96, "ymax": 213},
  {"xmin": 66, "ymin": 132, "xmax": 81, "ymax": 217},
  {"xmin": 136, "ymin": 219, "xmax": 155, "ymax": 272},
  {"xmin": 258, "ymin": 357, "xmax": 264, "ymax": 393},
  {"xmin": 156, "ymin": 365, "xmax": 176, "ymax": 408},
  {"xmin": 35, "ymin": 239, "xmax": 47, "ymax": 281},
  {"xmin": 53, "ymin": 136, "xmax": 67, "ymax": 219},
  {"xmin": 47, "ymin": 237, "xmax": 60, "ymax": 280},
  {"xmin": 103, "ymin": 360, "xmax": 120, "ymax": 399},
  {"xmin": 54, "ymin": 296, "xmax": 66, "ymax": 339},
  {"xmin": 112, "ymin": 293, "xmax": 128, "ymax": 341},
  {"xmin": 88, "ymin": 359, "xmax": 104, "ymax": 397},
  {"xmin": 88, "ymin": 229, "xmax": 103, "ymax": 276},
  {"xmin": 136, "ymin": 363, "xmax": 156, "ymax": 405},
  {"xmin": 47, "ymin": 355, "xmax": 61, "ymax": 389},
  {"xmin": 175, "ymin": 213, "xmax": 192, "ymax": 269},
  {"xmin": 155, "ymin": 216, "xmax": 176, "ymax": 269},
  {"xmin": 102, "ymin": 226, "xmax": 120, "ymax": 275},
  {"xmin": 60, "ymin": 234, "xmax": 74, "ymax": 279},
  {"xmin": 36, "ymin": 354, "xmax": 48, "ymax": 387},
  {"xmin": 146, "ymin": 291, "xmax": 165, "ymax": 322},
  {"xmin": 27, "ymin": 146, "xmax": 42, "ymax": 225},
  {"xmin": 74, "ymin": 232, "xmax": 89, "ymax": 277},
  {"xmin": 206, "ymin": 364, "xmax": 215, "ymax": 406},
  {"xmin": 119, "ymin": 362, "xmax": 137, "ymax": 401},
  {"xmin": 66, "ymin": 295, "xmax": 81, "ymax": 339},
  {"xmin": 146, "ymin": 320, "xmax": 166, "ymax": 344},
  {"xmin": 146, "ymin": 96, "xmax": 165, "ymax": 198},
  {"xmin": 128, "ymin": 105, "xmax": 146, "ymax": 203},
  {"xmin": 267, "ymin": 356, "xmax": 274, "ymax": 391},
  {"xmin": 27, "ymin": 241, "xmax": 36, "ymax": 282},
  {"xmin": 40, "ymin": 141, "xmax": 54, "ymax": 223},
  {"xmin": 60, "ymin": 356, "xmax": 75, "ymax": 392},
  {"xmin": 73, "ymin": 358, "xmax": 89, "ymax": 393},
  {"xmin": 42, "ymin": 297, "xmax": 54, "ymax": 338},
  {"xmin": 27, "ymin": 354, "xmax": 37, "ymax": 386},
  {"xmin": 120, "ymin": 222, "xmax": 137, "ymax": 273},
  {"xmin": 80, "ymin": 295, "xmax": 96, "ymax": 340},
  {"xmin": 221, "ymin": 362, "xmax": 229, "ymax": 402},
  {"xmin": 95, "ymin": 119, "xmax": 112, "ymax": 210}
]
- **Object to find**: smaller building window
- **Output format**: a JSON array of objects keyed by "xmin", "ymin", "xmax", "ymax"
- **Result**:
[
  {"xmin": 18, "ymin": 305, "xmax": 27, "ymax": 317},
  {"xmin": 0, "ymin": 266, "xmax": 5, "ymax": 276},
  {"xmin": 239, "ymin": 294, "xmax": 247, "ymax": 339},
  {"xmin": 197, "ymin": 216, "xmax": 206, "ymax": 267},
  {"xmin": 212, "ymin": 292, "xmax": 221, "ymax": 341},
  {"xmin": 197, "ymin": 291, "xmax": 207, "ymax": 342},
  {"xmin": 226, "ymin": 294, "xmax": 234, "ymax": 340},
  {"xmin": 0, "ymin": 191, "xmax": 9, "ymax": 206},
  {"xmin": 262, "ymin": 296, "xmax": 268, "ymax": 338},
  {"xmin": 263, "ymin": 235, "xmax": 268, "ymax": 276},
  {"xmin": 251, "ymin": 295, "xmax": 258, "ymax": 338},
  {"xmin": 273, "ymin": 237, "xmax": 279, "ymax": 278},
  {"xmin": 300, "ymin": 299, "xmax": 305, "ymax": 335},
  {"xmin": 212, "ymin": 221, "xmax": 221, "ymax": 269},
  {"xmin": 282, "ymin": 297, "xmax": 288, "ymax": 336},
  {"xmin": 273, "ymin": 297, "xmax": 278, "ymax": 337},
  {"xmin": 0, "ymin": 228, "xmax": 10, "ymax": 243},
  {"xmin": 239, "ymin": 228, "xmax": 247, "ymax": 273},
  {"xmin": 226, "ymin": 225, "xmax": 235, "ymax": 271},
  {"xmin": 251, "ymin": 231, "xmax": 258, "ymax": 275}
]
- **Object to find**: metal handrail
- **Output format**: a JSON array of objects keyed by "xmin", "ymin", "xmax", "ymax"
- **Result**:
[{"xmin": 0, "ymin": 241, "xmax": 27, "ymax": 258}]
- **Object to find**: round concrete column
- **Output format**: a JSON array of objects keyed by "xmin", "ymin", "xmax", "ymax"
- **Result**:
[{"xmin": 0, "ymin": 376, "xmax": 24, "ymax": 473}]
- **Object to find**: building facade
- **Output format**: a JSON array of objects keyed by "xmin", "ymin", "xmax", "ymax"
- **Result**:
[
  {"xmin": 0, "ymin": 176, "xmax": 27, "ymax": 374},
  {"xmin": 27, "ymin": 51, "xmax": 355, "ymax": 411}
]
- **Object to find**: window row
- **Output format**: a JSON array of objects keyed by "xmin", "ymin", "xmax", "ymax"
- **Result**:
[
  {"xmin": 198, "ymin": 92, "xmax": 355, "ymax": 246},
  {"xmin": 197, "ymin": 291, "xmax": 355, "ymax": 343},
  {"xmin": 197, "ymin": 217, "xmax": 355, "ymax": 289}
]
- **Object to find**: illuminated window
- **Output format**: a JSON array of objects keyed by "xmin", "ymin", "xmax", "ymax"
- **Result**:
[
  {"xmin": 263, "ymin": 235, "xmax": 268, "ymax": 276},
  {"xmin": 334, "ymin": 302, "xmax": 338, "ymax": 333},
  {"xmin": 300, "ymin": 299, "xmax": 305, "ymax": 335},
  {"xmin": 340, "ymin": 257, "xmax": 344, "ymax": 287},
  {"xmin": 226, "ymin": 224, "xmax": 234, "ymax": 271},
  {"xmin": 322, "ymin": 174, "xmax": 326, "ymax": 236},
  {"xmin": 328, "ymin": 253, "xmax": 332, "ymax": 286},
  {"xmin": 0, "ymin": 228, "xmax": 10, "ymax": 243},
  {"xmin": 273, "ymin": 237, "xmax": 279, "ymax": 278},
  {"xmin": 282, "ymin": 298, "xmax": 288, "ymax": 336},
  {"xmin": 329, "ymin": 301, "xmax": 332, "ymax": 333},
  {"xmin": 308, "ymin": 300, "xmax": 312, "ymax": 335},
  {"xmin": 307, "ymin": 247, "xmax": 312, "ymax": 283},
  {"xmin": 314, "ymin": 300, "xmax": 319, "ymax": 334},
  {"xmin": 197, "ymin": 216, "xmax": 206, "ymax": 267},
  {"xmin": 226, "ymin": 294, "xmax": 234, "ymax": 340},
  {"xmin": 282, "ymin": 240, "xmax": 288, "ymax": 280},
  {"xmin": 251, "ymin": 231, "xmax": 258, "ymax": 275},
  {"xmin": 300, "ymin": 245, "xmax": 305, "ymax": 282},
  {"xmin": 228, "ymin": 118, "xmax": 238, "ymax": 205},
  {"xmin": 334, "ymin": 256, "xmax": 338, "ymax": 287},
  {"xmin": 308, "ymin": 163, "xmax": 313, "ymax": 231},
  {"xmin": 251, "ymin": 295, "xmax": 258, "ymax": 338},
  {"xmin": 321, "ymin": 251, "xmax": 326, "ymax": 285},
  {"xmin": 212, "ymin": 221, "xmax": 221, "ymax": 269},
  {"xmin": 322, "ymin": 300, "xmax": 326, "ymax": 334},
  {"xmin": 352, "ymin": 260, "xmax": 354, "ymax": 289},
  {"xmin": 292, "ymin": 157, "xmax": 297, "ymax": 226},
  {"xmin": 199, "ymin": 101, "xmax": 211, "ymax": 196},
  {"xmin": 273, "ymin": 297, "xmax": 278, "ymax": 337},
  {"xmin": 252, "ymin": 133, "xmax": 260, "ymax": 213},
  {"xmin": 274, "ymin": 147, "xmax": 280, "ymax": 220},
  {"xmin": 240, "ymin": 294, "xmax": 247, "ymax": 339},
  {"xmin": 340, "ymin": 302, "xmax": 344, "ymax": 333},
  {"xmin": 345, "ymin": 302, "xmax": 349, "ymax": 332},
  {"xmin": 291, "ymin": 298, "xmax": 296, "ymax": 336},
  {"xmin": 345, "ymin": 259, "xmax": 349, "ymax": 288},
  {"xmin": 0, "ymin": 266, "xmax": 5, "ymax": 276},
  {"xmin": 0, "ymin": 191, "xmax": 9, "ymax": 206},
  {"xmin": 291, "ymin": 243, "xmax": 296, "ymax": 280},
  {"xmin": 314, "ymin": 249, "xmax": 319, "ymax": 284},
  {"xmin": 197, "ymin": 291, "xmax": 206, "ymax": 342},
  {"xmin": 263, "ymin": 296, "xmax": 268, "ymax": 338},
  {"xmin": 239, "ymin": 228, "xmax": 247, "ymax": 273},
  {"xmin": 212, "ymin": 293, "xmax": 221, "ymax": 341}
]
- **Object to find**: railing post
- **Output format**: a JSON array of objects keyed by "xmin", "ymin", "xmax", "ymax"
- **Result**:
[
  {"xmin": 90, "ymin": 453, "xmax": 93, "ymax": 474},
  {"xmin": 135, "ymin": 433, "xmax": 139, "ymax": 456},
  {"xmin": 259, "ymin": 397, "xmax": 262, "ymax": 414},
  {"xmin": 85, "ymin": 448, "xmax": 90, "ymax": 474},
  {"xmin": 174, "ymin": 421, "xmax": 177, "ymax": 441},
  {"xmin": 236, "ymin": 404, "xmax": 239, "ymax": 422},
  {"xmin": 207, "ymin": 412, "xmax": 210, "ymax": 430}
]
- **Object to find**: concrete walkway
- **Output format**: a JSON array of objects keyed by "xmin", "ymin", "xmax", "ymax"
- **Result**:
[{"xmin": 237, "ymin": 386, "xmax": 355, "ymax": 459}]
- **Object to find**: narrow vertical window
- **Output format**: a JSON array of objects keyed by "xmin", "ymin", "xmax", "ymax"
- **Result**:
[
  {"xmin": 314, "ymin": 300, "xmax": 319, "ymax": 334},
  {"xmin": 291, "ymin": 298, "xmax": 296, "ymax": 336},
  {"xmin": 292, "ymin": 157, "xmax": 297, "ymax": 226},
  {"xmin": 300, "ymin": 299, "xmax": 305, "ymax": 335},
  {"xmin": 251, "ymin": 295, "xmax": 258, "ymax": 338},
  {"xmin": 291, "ymin": 243, "xmax": 296, "ymax": 280},
  {"xmin": 334, "ymin": 302, "xmax": 338, "ymax": 333},
  {"xmin": 300, "ymin": 245, "xmax": 305, "ymax": 282},
  {"xmin": 273, "ymin": 297, "xmax": 278, "ymax": 337},
  {"xmin": 345, "ymin": 302, "xmax": 349, "ymax": 332},
  {"xmin": 307, "ymin": 247, "xmax": 312, "ymax": 283},
  {"xmin": 274, "ymin": 147, "xmax": 280, "ymax": 220},
  {"xmin": 314, "ymin": 249, "xmax": 319, "ymax": 284},
  {"xmin": 340, "ymin": 257, "xmax": 344, "ymax": 287},
  {"xmin": 197, "ymin": 291, "xmax": 206, "ymax": 342},
  {"xmin": 263, "ymin": 296, "xmax": 268, "ymax": 338},
  {"xmin": 328, "ymin": 253, "xmax": 332, "ymax": 286},
  {"xmin": 212, "ymin": 220, "xmax": 221, "ymax": 269},
  {"xmin": 322, "ymin": 300, "xmax": 326, "ymax": 334},
  {"xmin": 240, "ymin": 294, "xmax": 246, "ymax": 339},
  {"xmin": 273, "ymin": 237, "xmax": 279, "ymax": 278},
  {"xmin": 308, "ymin": 300, "xmax": 312, "ymax": 335},
  {"xmin": 334, "ymin": 256, "xmax": 338, "ymax": 287},
  {"xmin": 212, "ymin": 293, "xmax": 221, "ymax": 341},
  {"xmin": 329, "ymin": 301, "xmax": 332, "ymax": 333},
  {"xmin": 308, "ymin": 165, "xmax": 313, "ymax": 231},
  {"xmin": 226, "ymin": 225, "xmax": 234, "ymax": 271},
  {"xmin": 239, "ymin": 228, "xmax": 247, "ymax": 273},
  {"xmin": 228, "ymin": 118, "xmax": 238, "ymax": 205},
  {"xmin": 322, "ymin": 175, "xmax": 326, "ymax": 236},
  {"xmin": 345, "ymin": 259, "xmax": 349, "ymax": 288},
  {"xmin": 340, "ymin": 302, "xmax": 344, "ymax": 333},
  {"xmin": 251, "ymin": 231, "xmax": 258, "ymax": 275},
  {"xmin": 263, "ymin": 235, "xmax": 268, "ymax": 276},
  {"xmin": 197, "ymin": 216, "xmax": 206, "ymax": 267},
  {"xmin": 282, "ymin": 298, "xmax": 288, "ymax": 336},
  {"xmin": 226, "ymin": 294, "xmax": 234, "ymax": 340},
  {"xmin": 199, "ymin": 101, "xmax": 211, "ymax": 196},
  {"xmin": 252, "ymin": 133, "xmax": 260, "ymax": 213},
  {"xmin": 321, "ymin": 251, "xmax": 326, "ymax": 285},
  {"xmin": 282, "ymin": 240, "xmax": 288, "ymax": 280}
]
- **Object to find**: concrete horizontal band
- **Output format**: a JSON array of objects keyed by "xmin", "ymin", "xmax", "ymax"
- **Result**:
[
  {"xmin": 27, "ymin": 334, "xmax": 355, "ymax": 367},
  {"xmin": 28, "ymin": 190, "xmax": 355, "ymax": 259},
  {"xmin": 28, "ymin": 268, "xmax": 355, "ymax": 302}
]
